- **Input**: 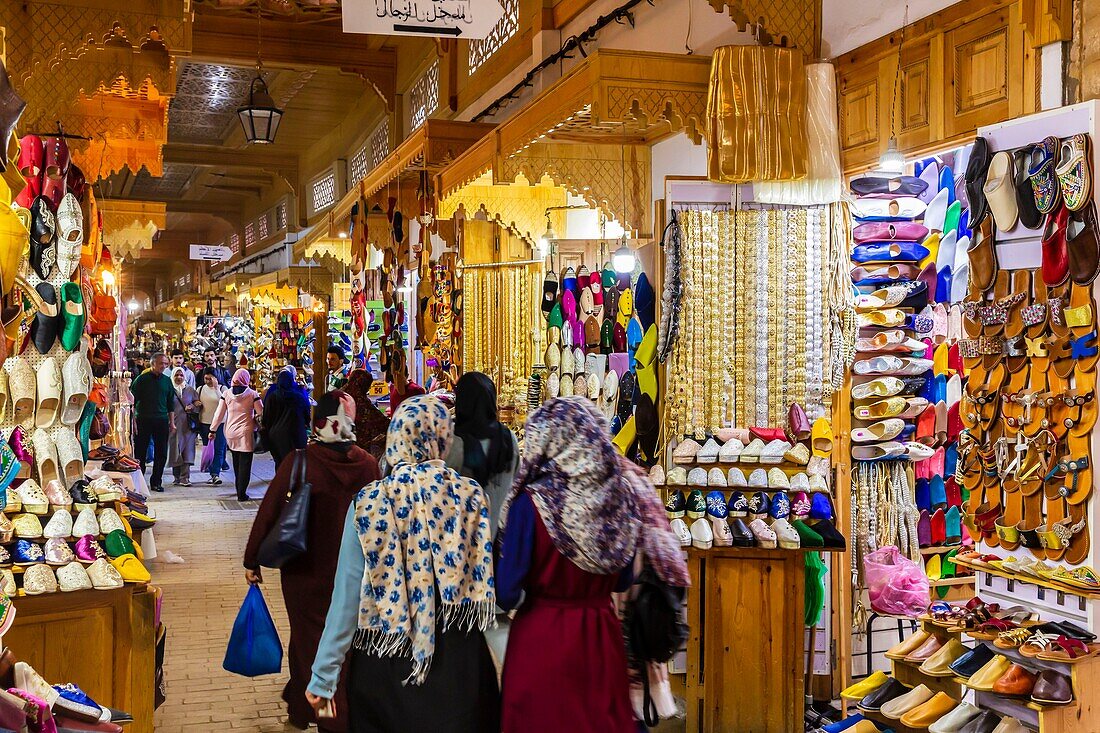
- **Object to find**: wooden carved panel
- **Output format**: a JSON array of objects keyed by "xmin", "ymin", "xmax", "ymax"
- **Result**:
[
  {"xmin": 835, "ymin": 0, "xmax": 1036, "ymax": 172},
  {"xmin": 838, "ymin": 63, "xmax": 879, "ymax": 165},
  {"xmin": 946, "ymin": 17, "xmax": 1011, "ymax": 137}
]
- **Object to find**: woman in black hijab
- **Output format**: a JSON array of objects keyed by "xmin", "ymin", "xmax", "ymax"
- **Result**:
[{"xmin": 446, "ymin": 371, "xmax": 518, "ymax": 538}]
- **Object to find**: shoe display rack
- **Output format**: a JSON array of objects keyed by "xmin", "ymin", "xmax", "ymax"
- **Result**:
[{"xmin": 848, "ymin": 612, "xmax": 1100, "ymax": 733}]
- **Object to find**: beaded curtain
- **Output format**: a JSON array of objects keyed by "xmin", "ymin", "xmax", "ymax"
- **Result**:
[{"xmin": 666, "ymin": 207, "xmax": 829, "ymax": 439}]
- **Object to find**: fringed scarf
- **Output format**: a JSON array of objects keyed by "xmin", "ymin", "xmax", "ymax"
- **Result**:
[
  {"xmin": 499, "ymin": 397, "xmax": 642, "ymax": 575},
  {"xmin": 352, "ymin": 395, "xmax": 495, "ymax": 684}
]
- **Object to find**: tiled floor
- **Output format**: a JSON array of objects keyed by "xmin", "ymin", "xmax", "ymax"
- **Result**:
[{"xmin": 148, "ymin": 454, "xmax": 686, "ymax": 732}]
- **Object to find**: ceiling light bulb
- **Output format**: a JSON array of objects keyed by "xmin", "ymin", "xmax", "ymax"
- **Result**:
[
  {"xmin": 878, "ymin": 137, "xmax": 906, "ymax": 175},
  {"xmin": 612, "ymin": 243, "xmax": 635, "ymax": 274},
  {"xmin": 338, "ymin": 231, "xmax": 348, "ymax": 239},
  {"xmin": 101, "ymin": 270, "xmax": 116, "ymax": 287},
  {"xmin": 127, "ymin": 300, "xmax": 140, "ymax": 312}
]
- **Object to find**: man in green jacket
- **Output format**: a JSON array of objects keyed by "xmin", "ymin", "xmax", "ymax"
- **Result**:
[{"xmin": 129, "ymin": 352, "xmax": 175, "ymax": 492}]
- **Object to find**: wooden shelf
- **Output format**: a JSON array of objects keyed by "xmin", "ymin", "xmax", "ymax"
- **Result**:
[
  {"xmin": 928, "ymin": 577, "xmax": 976, "ymax": 588},
  {"xmin": 921, "ymin": 545, "xmax": 967, "ymax": 555},
  {"xmin": 954, "ymin": 557, "xmax": 1100, "ymax": 599}
]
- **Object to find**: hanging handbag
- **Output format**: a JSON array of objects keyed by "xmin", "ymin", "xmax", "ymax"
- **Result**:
[
  {"xmin": 175, "ymin": 392, "xmax": 201, "ymax": 432},
  {"xmin": 256, "ymin": 449, "xmax": 311, "ymax": 568}
]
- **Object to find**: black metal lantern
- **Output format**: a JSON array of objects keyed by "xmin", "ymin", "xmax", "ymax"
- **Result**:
[{"xmin": 237, "ymin": 74, "xmax": 283, "ymax": 144}]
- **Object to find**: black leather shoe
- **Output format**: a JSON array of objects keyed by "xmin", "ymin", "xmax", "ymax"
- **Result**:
[
  {"xmin": 1036, "ymin": 620, "xmax": 1096, "ymax": 641},
  {"xmin": 29, "ymin": 282, "xmax": 58, "ymax": 354},
  {"xmin": 68, "ymin": 480, "xmax": 96, "ymax": 511},
  {"xmin": 964, "ymin": 135, "xmax": 991, "ymax": 225},
  {"xmin": 29, "ymin": 196, "xmax": 56, "ymax": 278},
  {"xmin": 857, "ymin": 678, "xmax": 908, "ymax": 711},
  {"xmin": 949, "ymin": 643, "xmax": 995, "ymax": 678},
  {"xmin": 729, "ymin": 518, "xmax": 755, "ymax": 547},
  {"xmin": 808, "ymin": 518, "xmax": 847, "ymax": 549}
]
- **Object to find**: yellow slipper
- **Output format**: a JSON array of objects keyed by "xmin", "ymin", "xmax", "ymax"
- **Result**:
[
  {"xmin": 917, "ymin": 231, "xmax": 941, "ymax": 270},
  {"xmin": 612, "ymin": 415, "xmax": 637, "ymax": 456},
  {"xmin": 840, "ymin": 670, "xmax": 890, "ymax": 700},
  {"xmin": 634, "ymin": 324, "xmax": 657, "ymax": 367},
  {"xmin": 926, "ymin": 554, "xmax": 942, "ymax": 581},
  {"xmin": 811, "ymin": 418, "xmax": 833, "ymax": 457},
  {"xmin": 616, "ymin": 288, "xmax": 633, "ymax": 329},
  {"xmin": 933, "ymin": 342, "xmax": 949, "ymax": 376},
  {"xmin": 109, "ymin": 554, "xmax": 151, "ymax": 583}
]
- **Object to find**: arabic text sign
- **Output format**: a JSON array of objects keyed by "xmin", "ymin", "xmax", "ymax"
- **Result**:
[
  {"xmin": 343, "ymin": 0, "xmax": 504, "ymax": 38},
  {"xmin": 190, "ymin": 244, "xmax": 233, "ymax": 262}
]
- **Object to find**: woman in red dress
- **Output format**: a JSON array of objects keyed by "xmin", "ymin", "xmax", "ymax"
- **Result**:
[{"xmin": 495, "ymin": 397, "xmax": 642, "ymax": 733}]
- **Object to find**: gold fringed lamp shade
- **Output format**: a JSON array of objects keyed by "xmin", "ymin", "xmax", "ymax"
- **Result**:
[{"xmin": 706, "ymin": 46, "xmax": 809, "ymax": 183}]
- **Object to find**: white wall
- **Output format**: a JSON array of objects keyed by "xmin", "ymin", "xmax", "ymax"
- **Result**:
[
  {"xmin": 650, "ymin": 132, "xmax": 709, "ymax": 204},
  {"xmin": 821, "ymin": 0, "xmax": 962, "ymax": 57}
]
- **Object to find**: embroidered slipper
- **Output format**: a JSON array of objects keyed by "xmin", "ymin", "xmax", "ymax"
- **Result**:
[
  {"xmin": 1014, "ymin": 145, "xmax": 1044, "ymax": 229},
  {"xmin": 1029, "ymin": 135, "xmax": 1063, "ymax": 214},
  {"xmin": 1055, "ymin": 133, "xmax": 1092, "ymax": 211}
]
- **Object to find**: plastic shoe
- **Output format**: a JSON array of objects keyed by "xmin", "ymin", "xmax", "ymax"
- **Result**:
[
  {"xmin": 670, "ymin": 518, "xmax": 691, "ymax": 547},
  {"xmin": 22, "ymin": 564, "xmax": 56, "ymax": 595},
  {"xmin": 72, "ymin": 508, "xmax": 99, "ymax": 537},
  {"xmin": 664, "ymin": 490, "xmax": 686, "ymax": 519},
  {"xmin": 689, "ymin": 517, "xmax": 713, "ymax": 550},
  {"xmin": 86, "ymin": 558, "xmax": 124, "ymax": 589}
]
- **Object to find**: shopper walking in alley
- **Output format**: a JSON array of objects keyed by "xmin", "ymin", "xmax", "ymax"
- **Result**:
[
  {"xmin": 130, "ymin": 352, "xmax": 175, "ymax": 493},
  {"xmin": 307, "ymin": 395, "xmax": 500, "ymax": 733},
  {"xmin": 447, "ymin": 371, "xmax": 518, "ymax": 537},
  {"xmin": 495, "ymin": 396, "xmax": 640, "ymax": 733},
  {"xmin": 197, "ymin": 369, "xmax": 227, "ymax": 485},
  {"xmin": 171, "ymin": 348, "xmax": 196, "ymax": 389},
  {"xmin": 244, "ymin": 390, "xmax": 379, "ymax": 733},
  {"xmin": 343, "ymin": 369, "xmax": 389, "ymax": 461},
  {"xmin": 261, "ymin": 366, "xmax": 311, "ymax": 469},
  {"xmin": 168, "ymin": 367, "xmax": 201, "ymax": 486},
  {"xmin": 210, "ymin": 368, "xmax": 263, "ymax": 501}
]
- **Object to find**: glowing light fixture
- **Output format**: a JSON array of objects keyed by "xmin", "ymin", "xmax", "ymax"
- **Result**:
[{"xmin": 612, "ymin": 240, "xmax": 635, "ymax": 273}]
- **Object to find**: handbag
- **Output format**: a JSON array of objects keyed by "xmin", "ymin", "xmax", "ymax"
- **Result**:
[
  {"xmin": 256, "ymin": 449, "xmax": 311, "ymax": 568},
  {"xmin": 175, "ymin": 393, "xmax": 201, "ymax": 432}
]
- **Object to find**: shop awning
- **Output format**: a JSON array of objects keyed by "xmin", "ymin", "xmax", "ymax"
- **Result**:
[
  {"xmin": 437, "ymin": 49, "xmax": 712, "ymax": 241},
  {"xmin": 296, "ymin": 120, "xmax": 495, "ymax": 264},
  {"xmin": 245, "ymin": 266, "xmax": 334, "ymax": 308}
]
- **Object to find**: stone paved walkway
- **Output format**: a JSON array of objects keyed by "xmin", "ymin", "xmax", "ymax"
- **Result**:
[
  {"xmin": 148, "ymin": 454, "xmax": 301, "ymax": 732},
  {"xmin": 145, "ymin": 454, "xmax": 686, "ymax": 732}
]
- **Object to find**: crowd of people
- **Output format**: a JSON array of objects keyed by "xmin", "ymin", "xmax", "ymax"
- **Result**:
[{"xmin": 126, "ymin": 348, "xmax": 685, "ymax": 733}]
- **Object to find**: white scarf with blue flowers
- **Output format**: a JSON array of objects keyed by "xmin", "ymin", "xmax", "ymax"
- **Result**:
[{"xmin": 352, "ymin": 395, "xmax": 496, "ymax": 684}]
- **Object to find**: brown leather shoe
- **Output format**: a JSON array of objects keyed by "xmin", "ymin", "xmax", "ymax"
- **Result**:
[
  {"xmin": 900, "ymin": 691, "xmax": 958, "ymax": 728},
  {"xmin": 1068, "ymin": 202, "xmax": 1100, "ymax": 285},
  {"xmin": 1031, "ymin": 669, "xmax": 1074, "ymax": 705},
  {"xmin": 904, "ymin": 633, "xmax": 945, "ymax": 662},
  {"xmin": 992, "ymin": 663, "xmax": 1038, "ymax": 696}
]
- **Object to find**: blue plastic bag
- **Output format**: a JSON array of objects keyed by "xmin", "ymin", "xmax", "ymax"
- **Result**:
[{"xmin": 223, "ymin": 585, "xmax": 283, "ymax": 677}]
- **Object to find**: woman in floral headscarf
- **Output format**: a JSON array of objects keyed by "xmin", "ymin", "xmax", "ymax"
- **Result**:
[
  {"xmin": 244, "ymin": 390, "xmax": 378, "ymax": 733},
  {"xmin": 496, "ymin": 396, "xmax": 683, "ymax": 733},
  {"xmin": 307, "ymin": 395, "xmax": 500, "ymax": 732}
]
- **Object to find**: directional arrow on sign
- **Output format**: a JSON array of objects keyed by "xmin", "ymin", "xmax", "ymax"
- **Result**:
[{"xmin": 343, "ymin": 0, "xmax": 504, "ymax": 39}]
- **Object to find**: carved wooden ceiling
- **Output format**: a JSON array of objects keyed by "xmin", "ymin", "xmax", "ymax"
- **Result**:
[{"xmin": 194, "ymin": 0, "xmax": 342, "ymax": 20}]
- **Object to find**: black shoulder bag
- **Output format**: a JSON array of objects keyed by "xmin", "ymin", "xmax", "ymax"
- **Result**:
[{"xmin": 256, "ymin": 449, "xmax": 311, "ymax": 568}]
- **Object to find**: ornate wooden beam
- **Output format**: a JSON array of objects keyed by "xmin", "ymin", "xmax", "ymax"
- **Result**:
[
  {"xmin": 162, "ymin": 142, "xmax": 298, "ymax": 176},
  {"xmin": 190, "ymin": 12, "xmax": 396, "ymax": 108}
]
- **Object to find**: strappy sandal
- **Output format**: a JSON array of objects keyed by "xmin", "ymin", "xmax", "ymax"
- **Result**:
[
  {"xmin": 1037, "ymin": 635, "xmax": 1100, "ymax": 662},
  {"xmin": 994, "ymin": 628, "xmax": 1037, "ymax": 650},
  {"xmin": 1020, "ymin": 632, "xmax": 1060, "ymax": 658},
  {"xmin": 1050, "ymin": 565, "xmax": 1100, "ymax": 592}
]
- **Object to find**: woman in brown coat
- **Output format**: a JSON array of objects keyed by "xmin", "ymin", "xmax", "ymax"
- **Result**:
[{"xmin": 243, "ymin": 390, "xmax": 379, "ymax": 733}]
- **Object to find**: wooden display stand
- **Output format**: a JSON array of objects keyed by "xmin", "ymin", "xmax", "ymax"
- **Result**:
[
  {"xmin": 5, "ymin": 585, "xmax": 156, "ymax": 733},
  {"xmin": 859, "ymin": 617, "xmax": 1100, "ymax": 733},
  {"xmin": 683, "ymin": 546, "xmax": 840, "ymax": 733}
]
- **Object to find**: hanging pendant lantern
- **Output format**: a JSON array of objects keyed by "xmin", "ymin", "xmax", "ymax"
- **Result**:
[{"xmin": 237, "ymin": 73, "xmax": 283, "ymax": 144}]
